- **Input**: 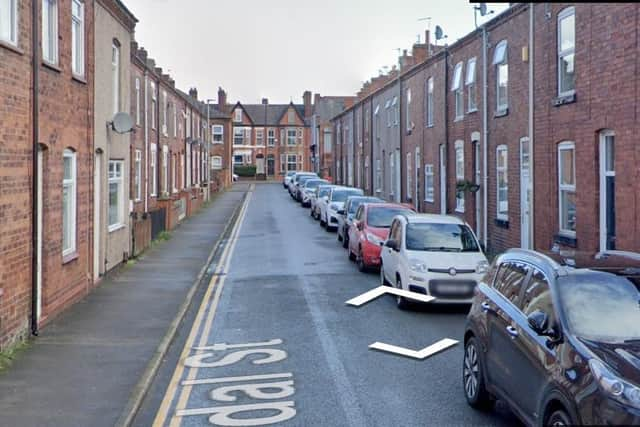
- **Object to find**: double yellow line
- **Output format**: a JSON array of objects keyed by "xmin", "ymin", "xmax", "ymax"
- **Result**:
[{"xmin": 153, "ymin": 189, "xmax": 253, "ymax": 427}]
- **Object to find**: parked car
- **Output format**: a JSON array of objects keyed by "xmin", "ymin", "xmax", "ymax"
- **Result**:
[
  {"xmin": 380, "ymin": 214, "xmax": 488, "ymax": 308},
  {"xmin": 348, "ymin": 203, "xmax": 416, "ymax": 272},
  {"xmin": 294, "ymin": 175, "xmax": 320, "ymax": 202},
  {"xmin": 300, "ymin": 179, "xmax": 329, "ymax": 207},
  {"xmin": 283, "ymin": 171, "xmax": 296, "ymax": 188},
  {"xmin": 463, "ymin": 249, "xmax": 640, "ymax": 427},
  {"xmin": 319, "ymin": 187, "xmax": 364, "ymax": 231},
  {"xmin": 337, "ymin": 196, "xmax": 384, "ymax": 248},
  {"xmin": 288, "ymin": 172, "xmax": 317, "ymax": 197},
  {"xmin": 310, "ymin": 185, "xmax": 335, "ymax": 220}
]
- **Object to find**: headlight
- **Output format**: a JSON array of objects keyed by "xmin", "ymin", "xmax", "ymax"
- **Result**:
[
  {"xmin": 476, "ymin": 260, "xmax": 489, "ymax": 274},
  {"xmin": 365, "ymin": 233, "xmax": 384, "ymax": 245},
  {"xmin": 329, "ymin": 203, "xmax": 340, "ymax": 211},
  {"xmin": 409, "ymin": 258, "xmax": 427, "ymax": 273},
  {"xmin": 589, "ymin": 359, "xmax": 640, "ymax": 409}
]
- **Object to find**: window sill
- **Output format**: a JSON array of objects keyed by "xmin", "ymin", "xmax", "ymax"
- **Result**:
[
  {"xmin": 0, "ymin": 39, "xmax": 24, "ymax": 55},
  {"xmin": 554, "ymin": 233, "xmax": 577, "ymax": 248},
  {"xmin": 425, "ymin": 124, "xmax": 434, "ymax": 129},
  {"xmin": 552, "ymin": 93, "xmax": 576, "ymax": 107},
  {"xmin": 108, "ymin": 224, "xmax": 126, "ymax": 233},
  {"xmin": 455, "ymin": 208, "xmax": 465, "ymax": 214},
  {"xmin": 494, "ymin": 218, "xmax": 509, "ymax": 229},
  {"xmin": 494, "ymin": 109, "xmax": 509, "ymax": 118},
  {"xmin": 42, "ymin": 60, "xmax": 61, "ymax": 73},
  {"xmin": 424, "ymin": 199, "xmax": 435, "ymax": 204},
  {"xmin": 467, "ymin": 108, "xmax": 478, "ymax": 114},
  {"xmin": 72, "ymin": 74, "xmax": 87, "ymax": 85},
  {"xmin": 62, "ymin": 251, "xmax": 79, "ymax": 265},
  {"xmin": 453, "ymin": 116, "xmax": 464, "ymax": 122}
]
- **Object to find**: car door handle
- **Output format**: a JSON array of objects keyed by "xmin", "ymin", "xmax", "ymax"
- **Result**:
[
  {"xmin": 481, "ymin": 301, "xmax": 493, "ymax": 313},
  {"xmin": 506, "ymin": 325, "xmax": 519, "ymax": 338}
]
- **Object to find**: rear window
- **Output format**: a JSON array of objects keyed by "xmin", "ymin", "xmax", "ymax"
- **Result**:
[
  {"xmin": 305, "ymin": 180, "xmax": 325, "ymax": 189},
  {"xmin": 348, "ymin": 198, "xmax": 380, "ymax": 214},
  {"xmin": 558, "ymin": 270, "xmax": 640, "ymax": 342},
  {"xmin": 331, "ymin": 189, "xmax": 363, "ymax": 202},
  {"xmin": 367, "ymin": 208, "xmax": 414, "ymax": 228},
  {"xmin": 318, "ymin": 187, "xmax": 331, "ymax": 197},
  {"xmin": 405, "ymin": 223, "xmax": 479, "ymax": 252}
]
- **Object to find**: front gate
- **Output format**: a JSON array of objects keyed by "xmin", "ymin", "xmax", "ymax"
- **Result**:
[{"xmin": 150, "ymin": 207, "xmax": 167, "ymax": 241}]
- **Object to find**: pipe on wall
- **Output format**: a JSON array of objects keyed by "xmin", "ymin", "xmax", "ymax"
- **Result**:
[
  {"xmin": 31, "ymin": 0, "xmax": 40, "ymax": 336},
  {"xmin": 528, "ymin": 3, "xmax": 535, "ymax": 249},
  {"xmin": 482, "ymin": 26, "xmax": 489, "ymax": 248}
]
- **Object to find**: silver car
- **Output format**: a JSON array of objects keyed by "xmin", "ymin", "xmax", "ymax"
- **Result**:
[
  {"xmin": 288, "ymin": 172, "xmax": 317, "ymax": 197},
  {"xmin": 310, "ymin": 185, "xmax": 335, "ymax": 220},
  {"xmin": 300, "ymin": 179, "xmax": 329, "ymax": 207},
  {"xmin": 319, "ymin": 187, "xmax": 365, "ymax": 231},
  {"xmin": 337, "ymin": 196, "xmax": 384, "ymax": 248}
]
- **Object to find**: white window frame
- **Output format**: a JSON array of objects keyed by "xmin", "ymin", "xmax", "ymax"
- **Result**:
[
  {"xmin": 385, "ymin": 99, "xmax": 391, "ymax": 127},
  {"xmin": 62, "ymin": 149, "xmax": 76, "ymax": 257},
  {"xmin": 455, "ymin": 141, "xmax": 465, "ymax": 213},
  {"xmin": 426, "ymin": 77, "xmax": 434, "ymax": 127},
  {"xmin": 108, "ymin": 160, "xmax": 124, "ymax": 232},
  {"xmin": 162, "ymin": 90, "xmax": 168, "ymax": 136},
  {"xmin": 466, "ymin": 57, "xmax": 477, "ymax": 112},
  {"xmin": 375, "ymin": 158, "xmax": 382, "ymax": 193},
  {"xmin": 287, "ymin": 154, "xmax": 297, "ymax": 172},
  {"xmin": 234, "ymin": 108, "xmax": 242, "ymax": 122},
  {"xmin": 392, "ymin": 96, "xmax": 398, "ymax": 126},
  {"xmin": 233, "ymin": 127, "xmax": 244, "ymax": 145},
  {"xmin": 213, "ymin": 125, "xmax": 224, "ymax": 144},
  {"xmin": 134, "ymin": 149, "xmax": 141, "ymax": 201},
  {"xmin": 256, "ymin": 128, "xmax": 264, "ymax": 146},
  {"xmin": 0, "ymin": 0, "xmax": 18, "ymax": 46},
  {"xmin": 405, "ymin": 88, "xmax": 412, "ymax": 131},
  {"xmin": 493, "ymin": 40, "xmax": 508, "ymax": 113},
  {"xmin": 135, "ymin": 78, "xmax": 141, "ymax": 125},
  {"xmin": 364, "ymin": 155, "xmax": 370, "ymax": 190},
  {"xmin": 452, "ymin": 62, "xmax": 464, "ymax": 119},
  {"xmin": 172, "ymin": 154, "xmax": 177, "ymax": 193},
  {"xmin": 496, "ymin": 144, "xmax": 508, "ymax": 220},
  {"xmin": 112, "ymin": 42, "xmax": 120, "ymax": 115},
  {"xmin": 150, "ymin": 83, "xmax": 157, "ymax": 130},
  {"xmin": 162, "ymin": 145, "xmax": 168, "ymax": 194},
  {"xmin": 406, "ymin": 152, "xmax": 412, "ymax": 198},
  {"xmin": 150, "ymin": 143, "xmax": 157, "ymax": 196},
  {"xmin": 267, "ymin": 128, "xmax": 275, "ymax": 146},
  {"xmin": 212, "ymin": 156, "xmax": 222, "ymax": 170},
  {"xmin": 558, "ymin": 141, "xmax": 576, "ymax": 237},
  {"xmin": 424, "ymin": 164, "xmax": 434, "ymax": 202},
  {"xmin": 173, "ymin": 105, "xmax": 177, "ymax": 137},
  {"xmin": 557, "ymin": 7, "xmax": 576, "ymax": 97},
  {"xmin": 288, "ymin": 110, "xmax": 296, "ymax": 124},
  {"xmin": 42, "ymin": 0, "xmax": 58, "ymax": 64},
  {"xmin": 71, "ymin": 0, "xmax": 84, "ymax": 76},
  {"xmin": 287, "ymin": 128, "xmax": 296, "ymax": 146}
]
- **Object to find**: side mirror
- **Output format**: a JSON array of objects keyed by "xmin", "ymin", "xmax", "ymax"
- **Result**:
[
  {"xmin": 357, "ymin": 221, "xmax": 364, "ymax": 231},
  {"xmin": 337, "ymin": 209, "xmax": 345, "ymax": 216},
  {"xmin": 385, "ymin": 239, "xmax": 398, "ymax": 251},
  {"xmin": 323, "ymin": 196, "xmax": 329, "ymax": 202},
  {"xmin": 527, "ymin": 310, "xmax": 549, "ymax": 336}
]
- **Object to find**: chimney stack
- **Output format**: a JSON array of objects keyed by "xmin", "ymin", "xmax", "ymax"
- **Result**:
[
  {"xmin": 314, "ymin": 93, "xmax": 321, "ymax": 107},
  {"xmin": 261, "ymin": 98, "xmax": 268, "ymax": 105},
  {"xmin": 217, "ymin": 87, "xmax": 227, "ymax": 107},
  {"xmin": 189, "ymin": 87, "xmax": 198, "ymax": 101},
  {"xmin": 303, "ymin": 91, "xmax": 312, "ymax": 118}
]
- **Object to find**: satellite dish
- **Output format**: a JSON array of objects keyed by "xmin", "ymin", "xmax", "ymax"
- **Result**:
[
  {"xmin": 435, "ymin": 25, "xmax": 445, "ymax": 41},
  {"xmin": 111, "ymin": 112, "xmax": 134, "ymax": 134}
]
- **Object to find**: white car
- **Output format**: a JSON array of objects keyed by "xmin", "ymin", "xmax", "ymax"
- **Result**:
[
  {"xmin": 288, "ymin": 172, "xmax": 317, "ymax": 197},
  {"xmin": 300, "ymin": 179, "xmax": 329, "ymax": 207},
  {"xmin": 319, "ymin": 187, "xmax": 364, "ymax": 231},
  {"xmin": 310, "ymin": 184, "xmax": 335, "ymax": 220},
  {"xmin": 380, "ymin": 214, "xmax": 489, "ymax": 309},
  {"xmin": 283, "ymin": 171, "xmax": 296, "ymax": 188}
]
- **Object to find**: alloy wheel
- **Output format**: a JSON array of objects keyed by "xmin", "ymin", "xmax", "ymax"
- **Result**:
[
  {"xmin": 547, "ymin": 410, "xmax": 571, "ymax": 426},
  {"xmin": 463, "ymin": 342, "xmax": 480, "ymax": 400}
]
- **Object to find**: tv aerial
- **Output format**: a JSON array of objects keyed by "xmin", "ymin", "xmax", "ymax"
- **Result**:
[{"xmin": 474, "ymin": 3, "xmax": 495, "ymax": 28}]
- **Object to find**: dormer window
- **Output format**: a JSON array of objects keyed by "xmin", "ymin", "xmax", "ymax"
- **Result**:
[{"xmin": 234, "ymin": 108, "xmax": 242, "ymax": 122}]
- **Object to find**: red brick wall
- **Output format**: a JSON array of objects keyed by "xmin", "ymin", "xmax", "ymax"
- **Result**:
[{"xmin": 0, "ymin": 0, "xmax": 34, "ymax": 348}]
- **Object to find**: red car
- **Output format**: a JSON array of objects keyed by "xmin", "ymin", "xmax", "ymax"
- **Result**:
[{"xmin": 347, "ymin": 203, "xmax": 416, "ymax": 272}]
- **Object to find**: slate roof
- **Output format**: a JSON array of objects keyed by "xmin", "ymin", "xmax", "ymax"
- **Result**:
[
  {"xmin": 239, "ymin": 103, "xmax": 306, "ymax": 126},
  {"xmin": 313, "ymin": 97, "xmax": 351, "ymax": 123}
]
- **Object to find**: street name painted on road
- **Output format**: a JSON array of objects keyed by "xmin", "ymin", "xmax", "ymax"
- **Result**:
[
  {"xmin": 369, "ymin": 338, "xmax": 459, "ymax": 360},
  {"xmin": 345, "ymin": 286, "xmax": 435, "ymax": 307}
]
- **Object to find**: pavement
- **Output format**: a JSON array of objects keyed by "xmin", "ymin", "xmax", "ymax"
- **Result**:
[
  {"xmin": 133, "ymin": 183, "xmax": 522, "ymax": 427},
  {"xmin": 0, "ymin": 184, "xmax": 250, "ymax": 427}
]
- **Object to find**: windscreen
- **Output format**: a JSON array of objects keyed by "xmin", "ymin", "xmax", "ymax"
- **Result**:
[
  {"xmin": 405, "ymin": 223, "xmax": 479, "ymax": 252},
  {"xmin": 305, "ymin": 180, "xmax": 326, "ymax": 189},
  {"xmin": 367, "ymin": 208, "xmax": 414, "ymax": 228},
  {"xmin": 331, "ymin": 189, "xmax": 364, "ymax": 202},
  {"xmin": 559, "ymin": 271, "xmax": 640, "ymax": 342},
  {"xmin": 348, "ymin": 198, "xmax": 380, "ymax": 214},
  {"xmin": 318, "ymin": 187, "xmax": 332, "ymax": 198}
]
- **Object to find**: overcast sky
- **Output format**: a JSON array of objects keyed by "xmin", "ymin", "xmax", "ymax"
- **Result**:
[{"xmin": 124, "ymin": 1, "xmax": 509, "ymax": 105}]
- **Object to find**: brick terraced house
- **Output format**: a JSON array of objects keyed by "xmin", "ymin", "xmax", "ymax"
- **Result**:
[{"xmin": 331, "ymin": 3, "xmax": 640, "ymax": 256}]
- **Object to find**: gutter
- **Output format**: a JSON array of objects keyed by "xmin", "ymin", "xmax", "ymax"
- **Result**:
[{"xmin": 31, "ymin": 0, "xmax": 40, "ymax": 336}]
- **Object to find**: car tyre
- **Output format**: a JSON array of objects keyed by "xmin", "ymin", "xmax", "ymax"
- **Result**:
[
  {"xmin": 463, "ymin": 337, "xmax": 495, "ymax": 411},
  {"xmin": 348, "ymin": 245, "xmax": 356, "ymax": 262},
  {"xmin": 342, "ymin": 234, "xmax": 349, "ymax": 249},
  {"xmin": 380, "ymin": 264, "xmax": 390, "ymax": 286},
  {"xmin": 357, "ymin": 247, "xmax": 367, "ymax": 272},
  {"xmin": 337, "ymin": 232, "xmax": 343, "ymax": 242},
  {"xmin": 395, "ymin": 277, "xmax": 409, "ymax": 310},
  {"xmin": 545, "ymin": 408, "xmax": 573, "ymax": 427}
]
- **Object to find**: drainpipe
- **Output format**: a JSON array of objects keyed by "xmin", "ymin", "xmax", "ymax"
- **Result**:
[
  {"xmin": 31, "ymin": 0, "xmax": 40, "ymax": 336},
  {"xmin": 482, "ymin": 25, "xmax": 489, "ymax": 248},
  {"xmin": 144, "ymin": 71, "xmax": 149, "ymax": 213},
  {"xmin": 444, "ymin": 48, "xmax": 450, "ymax": 214},
  {"xmin": 528, "ymin": 3, "xmax": 535, "ymax": 249}
]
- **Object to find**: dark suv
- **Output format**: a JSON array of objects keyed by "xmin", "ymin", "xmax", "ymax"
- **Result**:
[{"xmin": 463, "ymin": 249, "xmax": 640, "ymax": 426}]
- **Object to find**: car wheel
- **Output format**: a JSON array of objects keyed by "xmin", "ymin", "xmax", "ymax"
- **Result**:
[
  {"xmin": 380, "ymin": 265, "xmax": 390, "ymax": 286},
  {"xmin": 396, "ymin": 277, "xmax": 409, "ymax": 310},
  {"xmin": 546, "ymin": 408, "xmax": 573, "ymax": 427},
  {"xmin": 337, "ymin": 231, "xmax": 343, "ymax": 242},
  {"xmin": 463, "ymin": 337, "xmax": 495, "ymax": 411},
  {"xmin": 342, "ymin": 234, "xmax": 349, "ymax": 249},
  {"xmin": 357, "ymin": 247, "xmax": 367, "ymax": 272},
  {"xmin": 348, "ymin": 245, "xmax": 356, "ymax": 262}
]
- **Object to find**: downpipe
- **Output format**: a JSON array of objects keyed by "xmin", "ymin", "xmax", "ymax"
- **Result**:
[{"xmin": 31, "ymin": 0, "xmax": 40, "ymax": 336}]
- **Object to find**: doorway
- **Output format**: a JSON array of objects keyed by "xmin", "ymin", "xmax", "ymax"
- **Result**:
[
  {"xmin": 439, "ymin": 144, "xmax": 446, "ymax": 214},
  {"xmin": 267, "ymin": 155, "xmax": 275, "ymax": 176},
  {"xmin": 599, "ymin": 130, "xmax": 616, "ymax": 251},
  {"xmin": 520, "ymin": 137, "xmax": 532, "ymax": 249},
  {"xmin": 94, "ymin": 152, "xmax": 102, "ymax": 280}
]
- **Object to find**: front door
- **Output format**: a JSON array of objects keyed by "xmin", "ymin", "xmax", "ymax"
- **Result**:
[
  {"xmin": 520, "ymin": 138, "xmax": 532, "ymax": 249},
  {"xmin": 267, "ymin": 155, "xmax": 275, "ymax": 176},
  {"xmin": 415, "ymin": 147, "xmax": 420, "ymax": 211},
  {"xmin": 439, "ymin": 144, "xmax": 446, "ymax": 214},
  {"xmin": 394, "ymin": 149, "xmax": 401, "ymax": 203},
  {"xmin": 94, "ymin": 152, "xmax": 102, "ymax": 281},
  {"xmin": 599, "ymin": 131, "xmax": 616, "ymax": 251}
]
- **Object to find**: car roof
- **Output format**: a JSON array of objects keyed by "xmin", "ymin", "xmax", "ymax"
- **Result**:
[
  {"xmin": 401, "ymin": 213, "xmax": 467, "ymax": 225},
  {"xmin": 365, "ymin": 202, "xmax": 415, "ymax": 211}
]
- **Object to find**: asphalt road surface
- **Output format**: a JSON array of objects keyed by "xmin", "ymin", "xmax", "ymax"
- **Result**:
[{"xmin": 134, "ymin": 183, "xmax": 522, "ymax": 427}]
